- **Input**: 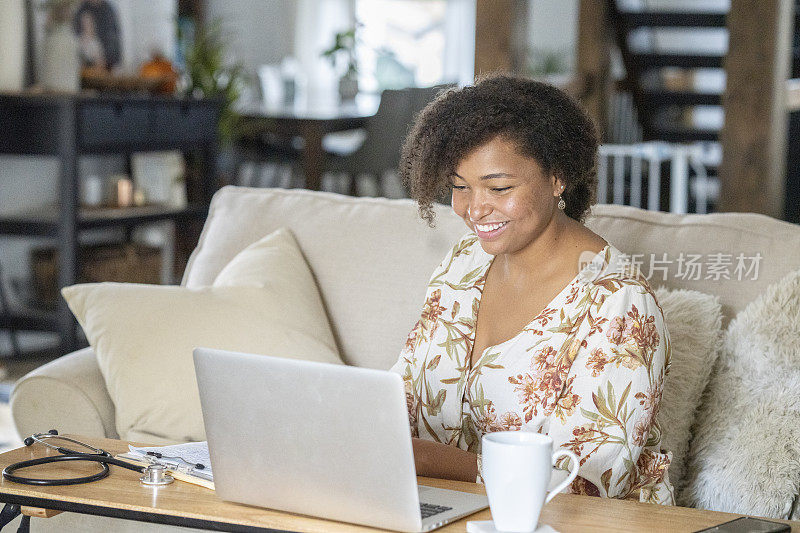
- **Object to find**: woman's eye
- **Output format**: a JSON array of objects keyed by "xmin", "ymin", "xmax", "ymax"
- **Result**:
[
  {"xmin": 450, "ymin": 185, "xmax": 467, "ymax": 190},
  {"xmin": 492, "ymin": 187, "xmax": 511, "ymax": 192}
]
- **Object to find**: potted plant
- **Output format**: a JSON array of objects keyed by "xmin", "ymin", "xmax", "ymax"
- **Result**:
[
  {"xmin": 180, "ymin": 18, "xmax": 247, "ymax": 187},
  {"xmin": 181, "ymin": 18, "xmax": 246, "ymax": 143},
  {"xmin": 321, "ymin": 25, "xmax": 360, "ymax": 101}
]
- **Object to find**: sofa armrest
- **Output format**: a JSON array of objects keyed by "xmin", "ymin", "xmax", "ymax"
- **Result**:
[{"xmin": 10, "ymin": 347, "xmax": 118, "ymax": 440}]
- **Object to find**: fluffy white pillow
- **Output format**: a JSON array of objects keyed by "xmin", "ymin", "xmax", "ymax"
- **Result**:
[
  {"xmin": 653, "ymin": 287, "xmax": 723, "ymax": 496},
  {"xmin": 62, "ymin": 228, "xmax": 342, "ymax": 444},
  {"xmin": 681, "ymin": 269, "xmax": 800, "ymax": 519}
]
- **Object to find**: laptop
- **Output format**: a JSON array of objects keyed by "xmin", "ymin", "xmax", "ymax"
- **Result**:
[{"xmin": 193, "ymin": 347, "xmax": 489, "ymax": 532}]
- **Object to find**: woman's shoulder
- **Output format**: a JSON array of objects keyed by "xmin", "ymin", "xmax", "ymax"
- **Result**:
[
  {"xmin": 592, "ymin": 244, "xmax": 664, "ymax": 314},
  {"xmin": 438, "ymin": 231, "xmax": 489, "ymax": 272}
]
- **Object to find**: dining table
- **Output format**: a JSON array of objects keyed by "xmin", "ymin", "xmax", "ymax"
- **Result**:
[{"xmin": 236, "ymin": 93, "xmax": 380, "ymax": 191}]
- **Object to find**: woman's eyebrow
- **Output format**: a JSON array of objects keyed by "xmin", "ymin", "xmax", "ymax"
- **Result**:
[{"xmin": 451, "ymin": 172, "xmax": 515, "ymax": 180}]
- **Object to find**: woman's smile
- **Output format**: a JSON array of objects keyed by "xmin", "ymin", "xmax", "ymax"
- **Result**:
[{"xmin": 472, "ymin": 220, "xmax": 509, "ymax": 239}]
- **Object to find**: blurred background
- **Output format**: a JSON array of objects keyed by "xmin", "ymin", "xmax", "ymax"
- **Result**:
[{"xmin": 0, "ymin": 0, "xmax": 798, "ymax": 436}]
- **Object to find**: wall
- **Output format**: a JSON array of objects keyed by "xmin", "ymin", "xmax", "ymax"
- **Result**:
[
  {"xmin": 526, "ymin": 0, "xmax": 580, "ymax": 74},
  {"xmin": 206, "ymin": 0, "xmax": 296, "ymax": 102}
]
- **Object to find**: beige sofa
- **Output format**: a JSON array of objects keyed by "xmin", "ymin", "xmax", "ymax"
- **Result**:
[{"xmin": 10, "ymin": 186, "xmax": 800, "ymax": 531}]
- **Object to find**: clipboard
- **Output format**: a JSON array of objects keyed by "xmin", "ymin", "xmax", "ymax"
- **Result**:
[
  {"xmin": 114, "ymin": 453, "xmax": 215, "ymax": 490},
  {"xmin": 114, "ymin": 441, "xmax": 215, "ymax": 490}
]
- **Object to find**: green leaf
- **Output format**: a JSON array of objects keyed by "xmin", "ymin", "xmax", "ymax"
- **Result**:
[
  {"xmin": 617, "ymin": 382, "xmax": 632, "ymax": 414},
  {"xmin": 433, "ymin": 389, "xmax": 446, "ymax": 409},
  {"xmin": 426, "ymin": 354, "xmax": 441, "ymax": 371},
  {"xmin": 459, "ymin": 265, "xmax": 483, "ymax": 286},
  {"xmin": 600, "ymin": 468, "xmax": 613, "ymax": 495},
  {"xmin": 645, "ymin": 423, "xmax": 661, "ymax": 447},
  {"xmin": 592, "ymin": 391, "xmax": 615, "ymax": 422},
  {"xmin": 580, "ymin": 408, "xmax": 599, "ymax": 422},
  {"xmin": 607, "ymin": 382, "xmax": 616, "ymax": 412},
  {"xmin": 421, "ymin": 414, "xmax": 440, "ymax": 442}
]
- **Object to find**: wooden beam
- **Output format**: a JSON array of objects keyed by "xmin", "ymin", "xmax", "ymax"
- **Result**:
[
  {"xmin": 576, "ymin": 0, "xmax": 611, "ymax": 140},
  {"xmin": 718, "ymin": 0, "xmax": 794, "ymax": 217},
  {"xmin": 474, "ymin": 0, "xmax": 513, "ymax": 77}
]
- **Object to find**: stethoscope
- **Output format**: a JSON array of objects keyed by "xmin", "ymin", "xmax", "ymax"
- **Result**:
[{"xmin": 2, "ymin": 430, "xmax": 175, "ymax": 486}]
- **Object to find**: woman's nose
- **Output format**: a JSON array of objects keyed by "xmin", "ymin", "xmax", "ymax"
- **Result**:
[{"xmin": 468, "ymin": 194, "xmax": 491, "ymax": 220}]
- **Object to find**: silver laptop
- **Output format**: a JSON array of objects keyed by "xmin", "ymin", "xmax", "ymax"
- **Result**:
[{"xmin": 193, "ymin": 347, "xmax": 488, "ymax": 532}]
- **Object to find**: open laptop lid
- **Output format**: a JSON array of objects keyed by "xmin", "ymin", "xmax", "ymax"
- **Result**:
[{"xmin": 193, "ymin": 347, "xmax": 423, "ymax": 532}]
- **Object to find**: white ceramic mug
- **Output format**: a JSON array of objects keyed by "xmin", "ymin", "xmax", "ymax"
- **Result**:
[{"xmin": 482, "ymin": 431, "xmax": 579, "ymax": 532}]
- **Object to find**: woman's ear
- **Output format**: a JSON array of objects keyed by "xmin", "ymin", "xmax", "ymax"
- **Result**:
[{"xmin": 552, "ymin": 176, "xmax": 565, "ymax": 196}]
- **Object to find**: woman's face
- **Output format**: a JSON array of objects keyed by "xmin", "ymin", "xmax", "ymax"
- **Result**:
[{"xmin": 450, "ymin": 136, "xmax": 564, "ymax": 257}]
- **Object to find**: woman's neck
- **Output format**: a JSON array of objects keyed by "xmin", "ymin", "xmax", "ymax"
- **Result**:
[{"xmin": 493, "ymin": 211, "xmax": 575, "ymax": 285}]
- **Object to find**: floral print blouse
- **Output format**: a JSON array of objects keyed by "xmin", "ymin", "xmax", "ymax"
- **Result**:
[{"xmin": 390, "ymin": 233, "xmax": 674, "ymax": 505}]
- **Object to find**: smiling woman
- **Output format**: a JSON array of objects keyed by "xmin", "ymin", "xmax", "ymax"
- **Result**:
[
  {"xmin": 400, "ymin": 74, "xmax": 598, "ymax": 226},
  {"xmin": 390, "ymin": 74, "xmax": 675, "ymax": 505}
]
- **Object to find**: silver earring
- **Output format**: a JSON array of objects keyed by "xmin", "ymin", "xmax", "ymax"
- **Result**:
[{"xmin": 558, "ymin": 195, "xmax": 566, "ymax": 210}]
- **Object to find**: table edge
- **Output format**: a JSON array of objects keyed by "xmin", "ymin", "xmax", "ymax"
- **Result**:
[{"xmin": 0, "ymin": 492, "xmax": 292, "ymax": 533}]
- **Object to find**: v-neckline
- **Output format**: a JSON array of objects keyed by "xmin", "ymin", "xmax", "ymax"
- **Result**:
[{"xmin": 467, "ymin": 244, "xmax": 611, "ymax": 372}]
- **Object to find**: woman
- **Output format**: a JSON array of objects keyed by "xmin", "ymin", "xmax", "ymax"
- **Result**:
[{"xmin": 390, "ymin": 75, "xmax": 673, "ymax": 505}]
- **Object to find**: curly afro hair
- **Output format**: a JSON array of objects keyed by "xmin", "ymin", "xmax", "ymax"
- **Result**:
[{"xmin": 400, "ymin": 74, "xmax": 599, "ymax": 226}]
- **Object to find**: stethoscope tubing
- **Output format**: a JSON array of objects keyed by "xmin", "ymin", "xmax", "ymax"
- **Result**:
[{"xmin": 2, "ymin": 434, "xmax": 146, "ymax": 486}]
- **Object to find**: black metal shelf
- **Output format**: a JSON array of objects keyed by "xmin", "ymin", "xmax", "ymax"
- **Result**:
[
  {"xmin": 0, "ymin": 204, "xmax": 209, "ymax": 237},
  {"xmin": 0, "ymin": 305, "xmax": 59, "ymax": 332},
  {"xmin": 650, "ymin": 127, "xmax": 720, "ymax": 142},
  {"xmin": 621, "ymin": 12, "xmax": 727, "ymax": 28},
  {"xmin": 642, "ymin": 90, "xmax": 722, "ymax": 107},
  {"xmin": 630, "ymin": 53, "xmax": 725, "ymax": 69},
  {"xmin": 0, "ymin": 93, "xmax": 221, "ymax": 355}
]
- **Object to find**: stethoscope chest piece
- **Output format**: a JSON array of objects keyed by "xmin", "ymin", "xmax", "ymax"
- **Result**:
[{"xmin": 140, "ymin": 464, "xmax": 173, "ymax": 486}]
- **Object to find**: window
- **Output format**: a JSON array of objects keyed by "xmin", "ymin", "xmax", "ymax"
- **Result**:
[{"xmin": 354, "ymin": 0, "xmax": 475, "ymax": 92}]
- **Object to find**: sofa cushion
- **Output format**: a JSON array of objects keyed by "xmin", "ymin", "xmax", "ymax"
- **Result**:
[
  {"xmin": 63, "ymin": 228, "xmax": 343, "ymax": 443},
  {"xmin": 183, "ymin": 187, "xmax": 467, "ymax": 370},
  {"xmin": 652, "ymin": 287, "xmax": 722, "ymax": 497},
  {"xmin": 680, "ymin": 268, "xmax": 800, "ymax": 519},
  {"xmin": 585, "ymin": 204, "xmax": 800, "ymax": 327},
  {"xmin": 182, "ymin": 188, "xmax": 800, "ymax": 372}
]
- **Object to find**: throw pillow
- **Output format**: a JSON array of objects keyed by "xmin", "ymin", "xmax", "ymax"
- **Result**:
[
  {"xmin": 652, "ymin": 287, "xmax": 723, "ymax": 498},
  {"xmin": 62, "ymin": 228, "xmax": 343, "ymax": 444},
  {"xmin": 680, "ymin": 269, "xmax": 800, "ymax": 519}
]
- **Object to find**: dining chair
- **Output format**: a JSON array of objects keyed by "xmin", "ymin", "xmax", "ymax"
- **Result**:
[
  {"xmin": 233, "ymin": 129, "xmax": 303, "ymax": 189},
  {"xmin": 324, "ymin": 84, "xmax": 454, "ymax": 197}
]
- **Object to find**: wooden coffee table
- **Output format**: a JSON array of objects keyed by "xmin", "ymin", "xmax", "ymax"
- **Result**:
[{"xmin": 0, "ymin": 435, "xmax": 795, "ymax": 532}]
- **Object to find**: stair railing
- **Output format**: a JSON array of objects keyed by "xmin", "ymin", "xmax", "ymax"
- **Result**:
[{"xmin": 597, "ymin": 142, "xmax": 720, "ymax": 214}]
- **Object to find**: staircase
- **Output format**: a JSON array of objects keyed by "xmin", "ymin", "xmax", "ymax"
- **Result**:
[
  {"xmin": 603, "ymin": 1, "xmax": 800, "ymax": 219},
  {"xmin": 607, "ymin": 1, "xmax": 728, "ymax": 143}
]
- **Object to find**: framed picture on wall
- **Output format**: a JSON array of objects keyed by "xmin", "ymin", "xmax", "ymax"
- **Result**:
[
  {"xmin": 73, "ymin": 0, "xmax": 123, "ymax": 72},
  {"xmin": 28, "ymin": 0, "xmax": 179, "ymax": 93},
  {"xmin": 27, "ymin": 0, "xmax": 123, "ymax": 91}
]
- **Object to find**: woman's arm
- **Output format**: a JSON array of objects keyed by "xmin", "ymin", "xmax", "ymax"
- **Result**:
[
  {"xmin": 548, "ymin": 286, "xmax": 672, "ymax": 502},
  {"xmin": 412, "ymin": 437, "xmax": 479, "ymax": 483}
]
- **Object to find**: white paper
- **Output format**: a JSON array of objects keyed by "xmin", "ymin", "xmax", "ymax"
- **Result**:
[{"xmin": 128, "ymin": 441, "xmax": 213, "ymax": 480}]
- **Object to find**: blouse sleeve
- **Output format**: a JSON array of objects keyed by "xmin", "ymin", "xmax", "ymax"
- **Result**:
[
  {"xmin": 546, "ymin": 283, "xmax": 671, "ymax": 501},
  {"xmin": 388, "ymin": 233, "xmax": 477, "ymax": 436}
]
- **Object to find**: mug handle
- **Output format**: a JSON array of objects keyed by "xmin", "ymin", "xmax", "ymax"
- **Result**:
[{"xmin": 545, "ymin": 449, "xmax": 580, "ymax": 504}]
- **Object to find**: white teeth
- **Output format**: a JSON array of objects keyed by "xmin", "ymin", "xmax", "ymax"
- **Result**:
[{"xmin": 475, "ymin": 221, "xmax": 508, "ymax": 232}]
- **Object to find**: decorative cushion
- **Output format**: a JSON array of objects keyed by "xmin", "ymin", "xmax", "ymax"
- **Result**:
[
  {"xmin": 62, "ymin": 228, "xmax": 343, "ymax": 444},
  {"xmin": 680, "ymin": 269, "xmax": 800, "ymax": 519},
  {"xmin": 652, "ymin": 287, "xmax": 723, "ymax": 496}
]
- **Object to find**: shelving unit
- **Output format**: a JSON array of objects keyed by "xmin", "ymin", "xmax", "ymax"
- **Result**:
[{"xmin": 0, "ymin": 93, "xmax": 221, "ymax": 356}]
